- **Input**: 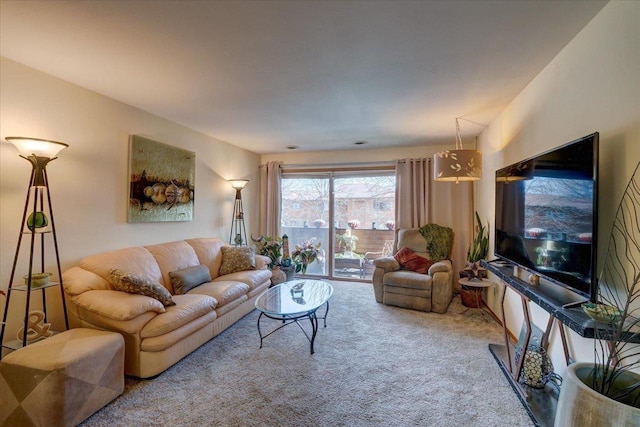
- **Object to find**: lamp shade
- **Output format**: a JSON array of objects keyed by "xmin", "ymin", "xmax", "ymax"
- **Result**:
[
  {"xmin": 496, "ymin": 160, "xmax": 534, "ymax": 183},
  {"xmin": 228, "ymin": 179, "xmax": 249, "ymax": 190},
  {"xmin": 433, "ymin": 149, "xmax": 482, "ymax": 183},
  {"xmin": 6, "ymin": 137, "xmax": 68, "ymax": 158}
]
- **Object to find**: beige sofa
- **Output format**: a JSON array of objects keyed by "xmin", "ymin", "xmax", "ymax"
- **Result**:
[
  {"xmin": 62, "ymin": 238, "xmax": 272, "ymax": 378},
  {"xmin": 372, "ymin": 228, "xmax": 453, "ymax": 313}
]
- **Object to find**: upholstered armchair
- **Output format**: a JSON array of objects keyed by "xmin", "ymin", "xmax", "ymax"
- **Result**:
[{"xmin": 372, "ymin": 226, "xmax": 454, "ymax": 313}]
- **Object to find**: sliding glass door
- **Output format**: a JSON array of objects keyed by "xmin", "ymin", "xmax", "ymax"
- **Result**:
[{"xmin": 281, "ymin": 170, "xmax": 395, "ymax": 281}]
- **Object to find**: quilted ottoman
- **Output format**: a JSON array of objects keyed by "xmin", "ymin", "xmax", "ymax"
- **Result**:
[{"xmin": 0, "ymin": 328, "xmax": 124, "ymax": 427}]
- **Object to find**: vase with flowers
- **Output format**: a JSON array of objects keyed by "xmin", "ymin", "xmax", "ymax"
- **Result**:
[{"xmin": 291, "ymin": 238, "xmax": 324, "ymax": 275}]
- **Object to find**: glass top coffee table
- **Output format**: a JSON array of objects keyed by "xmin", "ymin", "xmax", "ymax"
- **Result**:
[{"xmin": 255, "ymin": 280, "xmax": 333, "ymax": 354}]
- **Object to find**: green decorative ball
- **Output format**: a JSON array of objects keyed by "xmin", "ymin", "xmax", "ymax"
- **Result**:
[{"xmin": 27, "ymin": 211, "xmax": 48, "ymax": 231}]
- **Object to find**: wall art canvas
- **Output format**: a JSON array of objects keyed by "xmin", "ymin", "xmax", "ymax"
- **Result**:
[{"xmin": 128, "ymin": 135, "xmax": 195, "ymax": 223}]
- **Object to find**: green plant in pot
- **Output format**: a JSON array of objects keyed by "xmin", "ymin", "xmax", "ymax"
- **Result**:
[
  {"xmin": 464, "ymin": 211, "xmax": 489, "ymax": 280},
  {"xmin": 555, "ymin": 163, "xmax": 640, "ymax": 426},
  {"xmin": 251, "ymin": 235, "xmax": 283, "ymax": 269}
]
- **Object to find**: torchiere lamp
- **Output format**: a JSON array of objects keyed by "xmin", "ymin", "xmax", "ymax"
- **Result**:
[
  {"xmin": 0, "ymin": 137, "xmax": 70, "ymax": 352},
  {"xmin": 228, "ymin": 179, "xmax": 249, "ymax": 246}
]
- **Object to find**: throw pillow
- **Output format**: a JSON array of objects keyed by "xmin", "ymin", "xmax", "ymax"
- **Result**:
[
  {"xmin": 219, "ymin": 246, "xmax": 256, "ymax": 275},
  {"xmin": 170, "ymin": 264, "xmax": 212, "ymax": 295},
  {"xmin": 110, "ymin": 269, "xmax": 176, "ymax": 306},
  {"xmin": 394, "ymin": 247, "xmax": 433, "ymax": 274}
]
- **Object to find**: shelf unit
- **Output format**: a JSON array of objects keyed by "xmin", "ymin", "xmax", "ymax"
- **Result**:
[
  {"xmin": 0, "ymin": 166, "xmax": 69, "ymax": 357},
  {"xmin": 482, "ymin": 259, "xmax": 640, "ymax": 427}
]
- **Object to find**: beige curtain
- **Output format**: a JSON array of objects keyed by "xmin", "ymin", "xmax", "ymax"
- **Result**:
[
  {"xmin": 395, "ymin": 158, "xmax": 474, "ymax": 280},
  {"xmin": 259, "ymin": 161, "xmax": 282, "ymax": 237}
]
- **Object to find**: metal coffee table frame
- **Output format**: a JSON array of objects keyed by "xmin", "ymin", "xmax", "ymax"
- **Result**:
[{"xmin": 255, "ymin": 281, "xmax": 332, "ymax": 354}]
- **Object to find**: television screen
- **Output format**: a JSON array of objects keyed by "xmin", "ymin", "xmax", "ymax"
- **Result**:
[{"xmin": 494, "ymin": 133, "xmax": 599, "ymax": 302}]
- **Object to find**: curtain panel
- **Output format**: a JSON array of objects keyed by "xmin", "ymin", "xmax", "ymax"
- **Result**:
[
  {"xmin": 259, "ymin": 161, "xmax": 282, "ymax": 238},
  {"xmin": 395, "ymin": 158, "xmax": 474, "ymax": 284}
]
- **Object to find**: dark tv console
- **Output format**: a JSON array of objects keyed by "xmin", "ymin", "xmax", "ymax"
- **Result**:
[{"xmin": 481, "ymin": 259, "xmax": 621, "ymax": 427}]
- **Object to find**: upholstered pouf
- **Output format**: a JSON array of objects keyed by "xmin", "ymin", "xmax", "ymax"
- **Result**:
[{"xmin": 0, "ymin": 328, "xmax": 124, "ymax": 427}]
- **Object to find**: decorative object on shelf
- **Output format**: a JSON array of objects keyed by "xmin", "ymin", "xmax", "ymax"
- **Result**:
[
  {"xmin": 16, "ymin": 310, "xmax": 52, "ymax": 342},
  {"xmin": 228, "ymin": 179, "xmax": 249, "ymax": 246},
  {"xmin": 555, "ymin": 162, "xmax": 640, "ymax": 425},
  {"xmin": 434, "ymin": 118, "xmax": 482, "ymax": 183},
  {"xmin": 385, "ymin": 220, "xmax": 395, "ymax": 230},
  {"xmin": 26, "ymin": 211, "xmax": 48, "ymax": 231},
  {"xmin": 23, "ymin": 272, "xmax": 51, "ymax": 288},
  {"xmin": 291, "ymin": 238, "xmax": 323, "ymax": 275},
  {"xmin": 347, "ymin": 219, "xmax": 360, "ymax": 229},
  {"xmin": 128, "ymin": 135, "xmax": 195, "ymax": 223},
  {"xmin": 1, "ymin": 137, "xmax": 70, "ymax": 354},
  {"xmin": 581, "ymin": 302, "xmax": 623, "ymax": 323},
  {"xmin": 313, "ymin": 219, "xmax": 326, "ymax": 228},
  {"xmin": 514, "ymin": 323, "xmax": 561, "ymax": 389}
]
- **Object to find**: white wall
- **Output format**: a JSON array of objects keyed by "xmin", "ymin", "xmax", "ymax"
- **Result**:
[
  {"xmin": 477, "ymin": 1, "xmax": 640, "ymax": 375},
  {"xmin": 0, "ymin": 58, "xmax": 261, "ymax": 333}
]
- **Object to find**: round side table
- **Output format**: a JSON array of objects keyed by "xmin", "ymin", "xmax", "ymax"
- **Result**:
[{"xmin": 459, "ymin": 278, "xmax": 493, "ymax": 308}]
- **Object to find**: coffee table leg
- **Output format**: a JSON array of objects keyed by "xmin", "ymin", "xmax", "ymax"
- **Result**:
[
  {"xmin": 323, "ymin": 301, "xmax": 330, "ymax": 327},
  {"xmin": 257, "ymin": 312, "xmax": 265, "ymax": 349},
  {"xmin": 309, "ymin": 312, "xmax": 319, "ymax": 354}
]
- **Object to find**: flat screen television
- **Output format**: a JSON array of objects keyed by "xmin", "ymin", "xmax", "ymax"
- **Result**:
[{"xmin": 494, "ymin": 132, "xmax": 599, "ymax": 305}]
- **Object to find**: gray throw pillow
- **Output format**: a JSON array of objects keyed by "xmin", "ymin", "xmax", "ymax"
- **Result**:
[
  {"xmin": 170, "ymin": 264, "xmax": 212, "ymax": 295},
  {"xmin": 110, "ymin": 269, "xmax": 176, "ymax": 306},
  {"xmin": 219, "ymin": 246, "xmax": 256, "ymax": 275}
]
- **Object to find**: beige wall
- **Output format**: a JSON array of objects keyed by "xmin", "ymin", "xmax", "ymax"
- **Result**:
[
  {"xmin": 477, "ymin": 1, "xmax": 640, "ymax": 376},
  {"xmin": 0, "ymin": 58, "xmax": 260, "ymax": 334}
]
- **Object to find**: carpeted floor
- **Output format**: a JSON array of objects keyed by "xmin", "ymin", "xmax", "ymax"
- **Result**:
[{"xmin": 82, "ymin": 280, "xmax": 533, "ymax": 426}]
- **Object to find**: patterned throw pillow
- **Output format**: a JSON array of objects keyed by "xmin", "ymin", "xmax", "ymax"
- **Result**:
[
  {"xmin": 394, "ymin": 247, "xmax": 433, "ymax": 274},
  {"xmin": 170, "ymin": 264, "xmax": 212, "ymax": 294},
  {"xmin": 219, "ymin": 246, "xmax": 256, "ymax": 275},
  {"xmin": 110, "ymin": 269, "xmax": 176, "ymax": 306}
]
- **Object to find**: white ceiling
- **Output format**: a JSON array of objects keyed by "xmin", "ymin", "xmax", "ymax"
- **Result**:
[{"xmin": 0, "ymin": 0, "xmax": 607, "ymax": 154}]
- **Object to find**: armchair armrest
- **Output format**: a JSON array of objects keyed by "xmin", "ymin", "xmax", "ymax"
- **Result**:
[
  {"xmin": 373, "ymin": 256, "xmax": 400, "ymax": 273},
  {"xmin": 428, "ymin": 259, "xmax": 452, "ymax": 276},
  {"xmin": 255, "ymin": 254, "xmax": 271, "ymax": 270}
]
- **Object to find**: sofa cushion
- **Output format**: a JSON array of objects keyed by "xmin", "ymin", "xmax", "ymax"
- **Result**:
[
  {"xmin": 185, "ymin": 238, "xmax": 225, "ymax": 280},
  {"xmin": 170, "ymin": 264, "xmax": 212, "ymax": 295},
  {"xmin": 110, "ymin": 269, "xmax": 175, "ymax": 306},
  {"xmin": 219, "ymin": 246, "xmax": 256, "ymax": 275},
  {"xmin": 80, "ymin": 246, "xmax": 163, "ymax": 286},
  {"xmin": 145, "ymin": 241, "xmax": 200, "ymax": 294},
  {"xmin": 140, "ymin": 294, "xmax": 217, "ymax": 339},
  {"xmin": 213, "ymin": 269, "xmax": 272, "ymax": 291},
  {"xmin": 188, "ymin": 281, "xmax": 249, "ymax": 308},
  {"xmin": 394, "ymin": 247, "xmax": 433, "ymax": 274}
]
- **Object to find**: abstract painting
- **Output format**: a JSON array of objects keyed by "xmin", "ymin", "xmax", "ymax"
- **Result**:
[{"xmin": 128, "ymin": 135, "xmax": 195, "ymax": 223}]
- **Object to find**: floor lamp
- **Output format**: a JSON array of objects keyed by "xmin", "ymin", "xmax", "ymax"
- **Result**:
[
  {"xmin": 228, "ymin": 179, "xmax": 248, "ymax": 246},
  {"xmin": 0, "ymin": 137, "xmax": 70, "ymax": 354}
]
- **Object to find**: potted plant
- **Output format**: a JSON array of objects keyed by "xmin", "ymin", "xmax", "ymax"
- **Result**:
[
  {"xmin": 251, "ymin": 235, "xmax": 282, "ymax": 270},
  {"xmin": 555, "ymin": 163, "xmax": 640, "ymax": 426},
  {"xmin": 463, "ymin": 211, "xmax": 489, "ymax": 280},
  {"xmin": 291, "ymin": 238, "xmax": 324, "ymax": 275}
]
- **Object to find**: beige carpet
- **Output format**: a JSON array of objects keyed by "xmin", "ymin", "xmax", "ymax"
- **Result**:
[{"xmin": 81, "ymin": 280, "xmax": 533, "ymax": 426}]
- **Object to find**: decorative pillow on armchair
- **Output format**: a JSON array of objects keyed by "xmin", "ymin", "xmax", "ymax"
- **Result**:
[
  {"xmin": 394, "ymin": 247, "xmax": 433, "ymax": 274},
  {"xmin": 110, "ymin": 269, "xmax": 176, "ymax": 306},
  {"xmin": 219, "ymin": 246, "xmax": 256, "ymax": 275}
]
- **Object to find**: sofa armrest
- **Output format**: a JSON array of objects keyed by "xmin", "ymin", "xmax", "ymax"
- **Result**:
[
  {"xmin": 255, "ymin": 254, "xmax": 271, "ymax": 270},
  {"xmin": 373, "ymin": 256, "xmax": 400, "ymax": 273},
  {"xmin": 73, "ymin": 290, "xmax": 166, "ymax": 321}
]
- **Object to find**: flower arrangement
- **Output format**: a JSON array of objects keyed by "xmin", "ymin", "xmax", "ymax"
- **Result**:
[
  {"xmin": 251, "ymin": 235, "xmax": 282, "ymax": 269},
  {"xmin": 291, "ymin": 238, "xmax": 324, "ymax": 275},
  {"xmin": 347, "ymin": 219, "xmax": 360, "ymax": 229}
]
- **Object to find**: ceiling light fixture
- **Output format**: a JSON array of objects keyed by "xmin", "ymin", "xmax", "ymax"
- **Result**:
[
  {"xmin": 286, "ymin": 145, "xmax": 299, "ymax": 150},
  {"xmin": 354, "ymin": 141, "xmax": 368, "ymax": 145},
  {"xmin": 433, "ymin": 118, "xmax": 482, "ymax": 183}
]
